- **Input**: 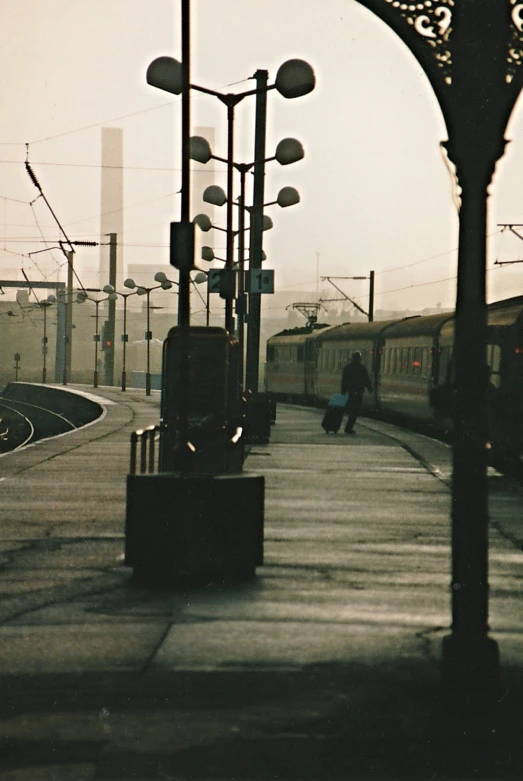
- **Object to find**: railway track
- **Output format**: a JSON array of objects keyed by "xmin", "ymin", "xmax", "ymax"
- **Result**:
[{"xmin": 0, "ymin": 398, "xmax": 76, "ymax": 453}]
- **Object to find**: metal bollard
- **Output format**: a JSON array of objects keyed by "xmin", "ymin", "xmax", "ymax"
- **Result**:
[
  {"xmin": 130, "ymin": 430, "xmax": 141, "ymax": 475},
  {"xmin": 147, "ymin": 426, "xmax": 156, "ymax": 474}
]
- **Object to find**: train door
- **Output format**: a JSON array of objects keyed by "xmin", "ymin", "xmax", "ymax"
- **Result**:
[
  {"xmin": 304, "ymin": 336, "xmax": 317, "ymax": 401},
  {"xmin": 371, "ymin": 338, "xmax": 382, "ymax": 409}
]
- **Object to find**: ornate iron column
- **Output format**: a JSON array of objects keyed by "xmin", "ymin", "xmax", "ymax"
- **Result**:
[{"xmin": 353, "ymin": 0, "xmax": 523, "ymax": 680}]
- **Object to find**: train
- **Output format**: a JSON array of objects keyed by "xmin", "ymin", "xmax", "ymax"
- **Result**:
[{"xmin": 265, "ymin": 295, "xmax": 523, "ymax": 456}]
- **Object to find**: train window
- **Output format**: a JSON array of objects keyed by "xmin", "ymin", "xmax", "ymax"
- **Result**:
[
  {"xmin": 267, "ymin": 345, "xmax": 275, "ymax": 362},
  {"xmin": 412, "ymin": 347, "xmax": 422, "ymax": 377},
  {"xmin": 439, "ymin": 346, "xmax": 451, "ymax": 383},
  {"xmin": 487, "ymin": 344, "xmax": 501, "ymax": 388},
  {"xmin": 421, "ymin": 347, "xmax": 431, "ymax": 378},
  {"xmin": 382, "ymin": 349, "xmax": 388, "ymax": 375},
  {"xmin": 297, "ymin": 346, "xmax": 304, "ymax": 362}
]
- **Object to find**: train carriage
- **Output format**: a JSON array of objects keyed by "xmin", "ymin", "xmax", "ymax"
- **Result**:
[
  {"xmin": 484, "ymin": 296, "xmax": 523, "ymax": 454},
  {"xmin": 378, "ymin": 312, "xmax": 454, "ymax": 421},
  {"xmin": 265, "ymin": 326, "xmax": 332, "ymax": 402},
  {"xmin": 314, "ymin": 320, "xmax": 399, "ymax": 409},
  {"xmin": 264, "ymin": 296, "xmax": 523, "ymax": 459}
]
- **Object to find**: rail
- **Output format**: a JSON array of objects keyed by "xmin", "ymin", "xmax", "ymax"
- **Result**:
[{"xmin": 130, "ymin": 425, "xmax": 161, "ymax": 475}]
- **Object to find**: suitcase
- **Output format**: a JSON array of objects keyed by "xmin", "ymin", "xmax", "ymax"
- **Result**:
[{"xmin": 321, "ymin": 393, "xmax": 348, "ymax": 434}]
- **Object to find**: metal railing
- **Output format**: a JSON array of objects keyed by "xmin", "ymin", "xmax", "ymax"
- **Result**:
[
  {"xmin": 129, "ymin": 421, "xmax": 246, "ymax": 475},
  {"xmin": 130, "ymin": 425, "xmax": 161, "ymax": 474}
]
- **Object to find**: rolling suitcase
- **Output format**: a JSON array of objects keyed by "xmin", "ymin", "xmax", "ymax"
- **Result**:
[{"xmin": 321, "ymin": 393, "xmax": 348, "ymax": 433}]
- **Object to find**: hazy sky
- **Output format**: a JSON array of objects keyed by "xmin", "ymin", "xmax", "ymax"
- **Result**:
[{"xmin": 2, "ymin": 0, "xmax": 523, "ymax": 320}]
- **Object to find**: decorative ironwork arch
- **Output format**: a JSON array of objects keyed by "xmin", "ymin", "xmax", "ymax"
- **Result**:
[
  {"xmin": 354, "ymin": 1, "xmax": 523, "ymax": 169},
  {"xmin": 350, "ymin": 0, "xmax": 523, "ymax": 683}
]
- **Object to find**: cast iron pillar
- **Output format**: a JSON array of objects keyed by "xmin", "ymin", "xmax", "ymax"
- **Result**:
[{"xmin": 354, "ymin": 0, "xmax": 523, "ymax": 682}]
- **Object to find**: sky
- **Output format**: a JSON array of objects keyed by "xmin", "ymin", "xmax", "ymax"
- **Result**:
[{"xmin": 2, "ymin": 0, "xmax": 523, "ymax": 322}]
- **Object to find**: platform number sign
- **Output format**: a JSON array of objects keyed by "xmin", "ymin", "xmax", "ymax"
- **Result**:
[
  {"xmin": 207, "ymin": 269, "xmax": 237, "ymax": 299},
  {"xmin": 246, "ymin": 269, "xmax": 274, "ymax": 294},
  {"xmin": 207, "ymin": 269, "xmax": 223, "ymax": 294}
]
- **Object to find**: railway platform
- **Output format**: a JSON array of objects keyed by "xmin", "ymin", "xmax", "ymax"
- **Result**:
[{"xmin": 1, "ymin": 388, "xmax": 523, "ymax": 780}]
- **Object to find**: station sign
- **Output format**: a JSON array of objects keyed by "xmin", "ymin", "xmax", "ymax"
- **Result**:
[
  {"xmin": 246, "ymin": 269, "xmax": 274, "ymax": 294},
  {"xmin": 207, "ymin": 269, "xmax": 237, "ymax": 299},
  {"xmin": 208, "ymin": 268, "xmax": 275, "ymax": 296}
]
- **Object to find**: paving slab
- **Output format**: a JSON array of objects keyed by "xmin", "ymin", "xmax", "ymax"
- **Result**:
[{"xmin": 1, "ymin": 396, "xmax": 523, "ymax": 779}]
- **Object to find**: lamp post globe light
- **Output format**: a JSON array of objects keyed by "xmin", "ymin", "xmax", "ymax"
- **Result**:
[
  {"xmin": 190, "ymin": 133, "xmax": 304, "ymax": 339},
  {"xmin": 197, "ymin": 174, "xmax": 297, "ymax": 387},
  {"xmin": 123, "ymin": 276, "xmax": 173, "ymax": 396},
  {"xmin": 147, "ymin": 54, "xmax": 314, "ymax": 338},
  {"xmin": 76, "ymin": 290, "xmax": 118, "ymax": 388},
  {"xmin": 192, "ymin": 270, "xmax": 211, "ymax": 326}
]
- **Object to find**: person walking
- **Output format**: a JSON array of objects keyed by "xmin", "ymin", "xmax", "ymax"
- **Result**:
[{"xmin": 341, "ymin": 351, "xmax": 373, "ymax": 434}]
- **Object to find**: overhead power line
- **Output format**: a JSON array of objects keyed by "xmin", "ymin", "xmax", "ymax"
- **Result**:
[{"xmin": 24, "ymin": 146, "xmax": 88, "ymax": 292}]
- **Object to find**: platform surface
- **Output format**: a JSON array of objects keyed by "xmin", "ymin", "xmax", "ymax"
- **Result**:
[{"xmin": 1, "ymin": 388, "xmax": 523, "ymax": 780}]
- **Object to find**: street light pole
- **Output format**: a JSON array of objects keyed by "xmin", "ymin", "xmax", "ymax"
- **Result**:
[
  {"xmin": 145, "ymin": 288, "xmax": 152, "ymax": 396},
  {"xmin": 93, "ymin": 299, "xmax": 101, "ymax": 389},
  {"xmin": 124, "ymin": 277, "xmax": 173, "ymax": 395},
  {"xmin": 36, "ymin": 295, "xmax": 56, "ymax": 384},
  {"xmin": 104, "ymin": 284, "xmax": 138, "ymax": 392},
  {"xmin": 42, "ymin": 303, "xmax": 50, "ymax": 383},
  {"xmin": 245, "ymin": 69, "xmax": 268, "ymax": 394},
  {"xmin": 237, "ymin": 165, "xmax": 247, "ymax": 386},
  {"xmin": 192, "ymin": 136, "xmax": 303, "ymax": 371},
  {"xmin": 120, "ymin": 292, "xmax": 134, "ymax": 391},
  {"xmin": 224, "ymin": 99, "xmax": 238, "ymax": 334},
  {"xmin": 77, "ymin": 290, "xmax": 118, "ymax": 389}
]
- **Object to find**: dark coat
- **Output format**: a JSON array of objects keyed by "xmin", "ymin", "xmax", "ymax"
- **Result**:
[{"xmin": 341, "ymin": 361, "xmax": 373, "ymax": 395}]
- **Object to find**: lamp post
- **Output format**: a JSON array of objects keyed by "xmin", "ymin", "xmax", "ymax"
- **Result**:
[
  {"xmin": 103, "ymin": 284, "xmax": 137, "ymax": 392},
  {"xmin": 191, "ymin": 135, "xmax": 303, "ymax": 369},
  {"xmin": 76, "ymin": 290, "xmax": 118, "ymax": 388},
  {"xmin": 36, "ymin": 295, "xmax": 56, "ymax": 384},
  {"xmin": 199, "ymin": 183, "xmax": 299, "ymax": 387},
  {"xmin": 193, "ymin": 271, "xmax": 210, "ymax": 326},
  {"xmin": 147, "ymin": 55, "xmax": 314, "ymax": 337},
  {"xmin": 123, "ymin": 276, "xmax": 173, "ymax": 395},
  {"xmin": 194, "ymin": 212, "xmax": 272, "ymax": 373},
  {"xmin": 190, "ymin": 135, "xmax": 304, "ymax": 337}
]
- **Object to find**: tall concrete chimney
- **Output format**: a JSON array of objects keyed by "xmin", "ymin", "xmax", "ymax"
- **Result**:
[{"xmin": 99, "ymin": 127, "xmax": 123, "ymax": 291}]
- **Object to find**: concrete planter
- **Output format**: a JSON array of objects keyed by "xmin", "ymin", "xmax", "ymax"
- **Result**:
[{"xmin": 125, "ymin": 472, "xmax": 264, "ymax": 583}]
